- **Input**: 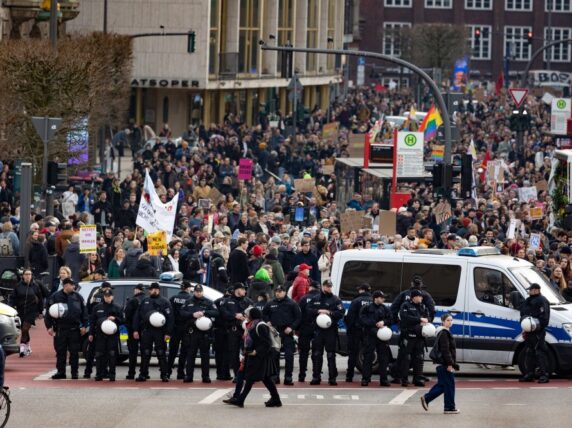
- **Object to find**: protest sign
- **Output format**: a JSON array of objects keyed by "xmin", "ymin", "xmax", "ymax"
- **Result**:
[
  {"xmin": 79, "ymin": 225, "xmax": 97, "ymax": 254},
  {"xmin": 518, "ymin": 186, "xmax": 538, "ymax": 202},
  {"xmin": 294, "ymin": 179, "xmax": 315, "ymax": 193},
  {"xmin": 238, "ymin": 158, "xmax": 253, "ymax": 180},
  {"xmin": 378, "ymin": 210, "xmax": 397, "ymax": 236},
  {"xmin": 147, "ymin": 231, "xmax": 168, "ymax": 256}
]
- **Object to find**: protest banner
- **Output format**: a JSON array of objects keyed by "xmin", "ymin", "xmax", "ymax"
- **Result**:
[
  {"xmin": 79, "ymin": 225, "xmax": 97, "ymax": 254},
  {"xmin": 147, "ymin": 231, "xmax": 168, "ymax": 256},
  {"xmin": 294, "ymin": 179, "xmax": 315, "ymax": 193},
  {"xmin": 238, "ymin": 158, "xmax": 253, "ymax": 180}
]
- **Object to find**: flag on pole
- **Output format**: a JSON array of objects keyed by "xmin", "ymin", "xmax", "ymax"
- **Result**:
[
  {"xmin": 480, "ymin": 145, "xmax": 491, "ymax": 183},
  {"xmin": 468, "ymin": 139, "xmax": 477, "ymax": 159},
  {"xmin": 419, "ymin": 105, "xmax": 443, "ymax": 141},
  {"xmin": 136, "ymin": 170, "xmax": 179, "ymax": 240},
  {"xmin": 368, "ymin": 117, "xmax": 384, "ymax": 142}
]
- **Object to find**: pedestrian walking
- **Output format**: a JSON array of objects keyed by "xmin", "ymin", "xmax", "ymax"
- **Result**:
[{"xmin": 420, "ymin": 313, "xmax": 460, "ymax": 414}]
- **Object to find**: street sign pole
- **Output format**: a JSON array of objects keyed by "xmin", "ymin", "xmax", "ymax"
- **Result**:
[
  {"xmin": 293, "ymin": 72, "xmax": 298, "ymax": 138},
  {"xmin": 19, "ymin": 163, "xmax": 32, "ymax": 246}
]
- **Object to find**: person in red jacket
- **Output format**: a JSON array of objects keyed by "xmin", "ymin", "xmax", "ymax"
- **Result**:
[{"xmin": 291, "ymin": 264, "xmax": 312, "ymax": 303}]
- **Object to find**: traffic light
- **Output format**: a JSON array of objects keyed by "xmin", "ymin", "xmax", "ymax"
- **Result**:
[
  {"xmin": 526, "ymin": 31, "xmax": 533, "ymax": 44},
  {"xmin": 460, "ymin": 154, "xmax": 473, "ymax": 199},
  {"xmin": 474, "ymin": 28, "xmax": 481, "ymax": 43},
  {"xmin": 47, "ymin": 162, "xmax": 68, "ymax": 189},
  {"xmin": 187, "ymin": 31, "xmax": 196, "ymax": 54},
  {"xmin": 280, "ymin": 50, "xmax": 293, "ymax": 79}
]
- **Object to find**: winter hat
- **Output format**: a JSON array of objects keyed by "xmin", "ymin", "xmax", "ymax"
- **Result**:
[
  {"xmin": 254, "ymin": 268, "xmax": 271, "ymax": 283},
  {"xmin": 252, "ymin": 245, "xmax": 263, "ymax": 257}
]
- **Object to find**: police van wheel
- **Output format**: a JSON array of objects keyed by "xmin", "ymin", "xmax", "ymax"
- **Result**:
[
  {"xmin": 517, "ymin": 347, "xmax": 556, "ymax": 376},
  {"xmin": 356, "ymin": 348, "xmax": 378, "ymax": 374}
]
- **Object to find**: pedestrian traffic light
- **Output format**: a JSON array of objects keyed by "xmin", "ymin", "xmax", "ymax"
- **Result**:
[
  {"xmin": 526, "ymin": 31, "xmax": 533, "ymax": 44},
  {"xmin": 187, "ymin": 31, "xmax": 196, "ymax": 54},
  {"xmin": 460, "ymin": 154, "xmax": 473, "ymax": 199},
  {"xmin": 474, "ymin": 28, "xmax": 481, "ymax": 43}
]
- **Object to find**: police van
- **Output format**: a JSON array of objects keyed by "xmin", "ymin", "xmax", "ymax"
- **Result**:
[{"xmin": 331, "ymin": 247, "xmax": 572, "ymax": 375}]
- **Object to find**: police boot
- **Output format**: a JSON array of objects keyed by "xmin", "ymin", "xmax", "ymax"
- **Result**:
[
  {"xmin": 265, "ymin": 398, "xmax": 283, "ymax": 408},
  {"xmin": 327, "ymin": 352, "xmax": 338, "ymax": 385}
]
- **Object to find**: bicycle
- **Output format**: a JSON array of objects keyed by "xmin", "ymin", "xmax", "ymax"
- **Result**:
[{"xmin": 0, "ymin": 387, "xmax": 10, "ymax": 428}]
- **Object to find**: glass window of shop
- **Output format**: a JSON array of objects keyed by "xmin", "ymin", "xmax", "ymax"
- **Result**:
[
  {"xmin": 209, "ymin": 0, "xmax": 220, "ymax": 75},
  {"xmin": 277, "ymin": 0, "xmax": 294, "ymax": 73},
  {"xmin": 306, "ymin": 0, "xmax": 318, "ymax": 72},
  {"xmin": 239, "ymin": 0, "xmax": 261, "ymax": 74},
  {"xmin": 327, "ymin": 0, "xmax": 336, "ymax": 71}
]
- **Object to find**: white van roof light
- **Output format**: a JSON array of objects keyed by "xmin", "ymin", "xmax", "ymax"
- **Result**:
[
  {"xmin": 159, "ymin": 271, "xmax": 183, "ymax": 282},
  {"xmin": 458, "ymin": 247, "xmax": 501, "ymax": 257}
]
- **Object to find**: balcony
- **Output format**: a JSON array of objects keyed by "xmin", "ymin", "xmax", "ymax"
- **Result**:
[
  {"xmin": 219, "ymin": 52, "xmax": 238, "ymax": 79},
  {"xmin": 2, "ymin": 0, "xmax": 42, "ymax": 22}
]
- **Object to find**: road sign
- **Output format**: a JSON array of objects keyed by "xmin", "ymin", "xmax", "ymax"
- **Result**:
[
  {"xmin": 396, "ymin": 131, "xmax": 424, "ymax": 178},
  {"xmin": 508, "ymin": 88, "xmax": 529, "ymax": 108}
]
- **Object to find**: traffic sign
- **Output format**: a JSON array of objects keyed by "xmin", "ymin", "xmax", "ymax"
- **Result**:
[{"xmin": 508, "ymin": 88, "xmax": 528, "ymax": 108}]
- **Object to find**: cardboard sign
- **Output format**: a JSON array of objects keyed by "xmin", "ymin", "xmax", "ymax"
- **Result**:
[
  {"xmin": 529, "ymin": 233, "xmax": 541, "ymax": 250},
  {"xmin": 147, "ymin": 230, "xmax": 168, "ymax": 256},
  {"xmin": 294, "ymin": 178, "xmax": 315, "ymax": 193},
  {"xmin": 238, "ymin": 158, "xmax": 253, "ymax": 180},
  {"xmin": 322, "ymin": 122, "xmax": 339, "ymax": 141},
  {"xmin": 208, "ymin": 187, "xmax": 223, "ymax": 204},
  {"xmin": 198, "ymin": 199, "xmax": 211, "ymax": 209},
  {"xmin": 519, "ymin": 186, "xmax": 538, "ymax": 203},
  {"xmin": 347, "ymin": 133, "xmax": 365, "ymax": 158},
  {"xmin": 535, "ymin": 180, "xmax": 549, "ymax": 192},
  {"xmin": 530, "ymin": 206, "xmax": 543, "ymax": 220},
  {"xmin": 79, "ymin": 225, "xmax": 97, "ymax": 254},
  {"xmin": 340, "ymin": 210, "xmax": 367, "ymax": 234},
  {"xmin": 321, "ymin": 164, "xmax": 334, "ymax": 175},
  {"xmin": 433, "ymin": 201, "xmax": 452, "ymax": 225},
  {"xmin": 507, "ymin": 218, "xmax": 518, "ymax": 239},
  {"xmin": 487, "ymin": 160, "xmax": 505, "ymax": 184},
  {"xmin": 378, "ymin": 210, "xmax": 396, "ymax": 236}
]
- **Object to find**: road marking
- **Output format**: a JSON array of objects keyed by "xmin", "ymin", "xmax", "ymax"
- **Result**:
[
  {"xmin": 34, "ymin": 370, "xmax": 57, "ymax": 381},
  {"xmin": 388, "ymin": 389, "xmax": 417, "ymax": 405},
  {"xmin": 504, "ymin": 403, "xmax": 526, "ymax": 406},
  {"xmin": 492, "ymin": 387, "xmax": 519, "ymax": 390},
  {"xmin": 199, "ymin": 388, "xmax": 233, "ymax": 404},
  {"xmin": 530, "ymin": 387, "xmax": 557, "ymax": 390},
  {"xmin": 150, "ymin": 387, "xmax": 178, "ymax": 390}
]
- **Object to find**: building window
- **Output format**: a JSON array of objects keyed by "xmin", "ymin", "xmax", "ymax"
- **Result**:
[
  {"xmin": 506, "ymin": 0, "xmax": 533, "ymax": 10},
  {"xmin": 465, "ymin": 0, "xmax": 493, "ymax": 9},
  {"xmin": 384, "ymin": 0, "xmax": 412, "ymax": 6},
  {"xmin": 162, "ymin": 97, "xmax": 169, "ymax": 124},
  {"xmin": 504, "ymin": 26, "xmax": 532, "ymax": 61},
  {"xmin": 383, "ymin": 22, "xmax": 410, "ymax": 57},
  {"xmin": 306, "ymin": 0, "xmax": 319, "ymax": 72},
  {"xmin": 545, "ymin": 0, "xmax": 572, "ymax": 12},
  {"xmin": 327, "ymin": 0, "xmax": 336, "ymax": 70},
  {"xmin": 277, "ymin": 0, "xmax": 294, "ymax": 73},
  {"xmin": 468, "ymin": 25, "xmax": 492, "ymax": 60},
  {"xmin": 425, "ymin": 0, "xmax": 452, "ymax": 7},
  {"xmin": 544, "ymin": 27, "xmax": 572, "ymax": 62},
  {"xmin": 209, "ymin": 0, "xmax": 220, "ymax": 75},
  {"xmin": 239, "ymin": 0, "xmax": 261, "ymax": 74}
]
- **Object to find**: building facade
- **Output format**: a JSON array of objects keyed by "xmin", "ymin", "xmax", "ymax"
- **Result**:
[
  {"xmin": 355, "ymin": 0, "xmax": 572, "ymax": 86},
  {"xmin": 66, "ymin": 0, "xmax": 344, "ymax": 136}
]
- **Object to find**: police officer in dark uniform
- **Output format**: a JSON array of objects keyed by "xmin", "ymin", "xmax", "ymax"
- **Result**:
[
  {"xmin": 124, "ymin": 283, "xmax": 146, "ymax": 380},
  {"xmin": 297, "ymin": 281, "xmax": 320, "ymax": 383},
  {"xmin": 344, "ymin": 283, "xmax": 372, "ymax": 382},
  {"xmin": 84, "ymin": 281, "xmax": 113, "ymax": 378},
  {"xmin": 359, "ymin": 290, "xmax": 392, "ymax": 387},
  {"xmin": 167, "ymin": 281, "xmax": 193, "ymax": 380},
  {"xmin": 214, "ymin": 286, "xmax": 233, "ymax": 380},
  {"xmin": 180, "ymin": 284, "xmax": 219, "ymax": 383},
  {"xmin": 308, "ymin": 280, "xmax": 344, "ymax": 385},
  {"xmin": 133, "ymin": 282, "xmax": 174, "ymax": 382},
  {"xmin": 519, "ymin": 283, "xmax": 551, "ymax": 383},
  {"xmin": 390, "ymin": 275, "xmax": 435, "ymax": 324},
  {"xmin": 263, "ymin": 285, "xmax": 302, "ymax": 385},
  {"xmin": 45, "ymin": 278, "xmax": 88, "ymax": 379},
  {"xmin": 395, "ymin": 289, "xmax": 430, "ymax": 387},
  {"xmin": 219, "ymin": 282, "xmax": 254, "ymax": 379},
  {"xmin": 89, "ymin": 289, "xmax": 124, "ymax": 381}
]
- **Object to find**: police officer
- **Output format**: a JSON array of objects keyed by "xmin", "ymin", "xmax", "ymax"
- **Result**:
[
  {"xmin": 84, "ymin": 281, "xmax": 113, "ymax": 378},
  {"xmin": 519, "ymin": 283, "xmax": 550, "ymax": 383},
  {"xmin": 124, "ymin": 283, "xmax": 146, "ymax": 380},
  {"xmin": 45, "ymin": 278, "xmax": 88, "ymax": 379},
  {"xmin": 359, "ymin": 290, "xmax": 392, "ymax": 387},
  {"xmin": 344, "ymin": 283, "xmax": 372, "ymax": 382},
  {"xmin": 395, "ymin": 289, "xmax": 430, "ymax": 387},
  {"xmin": 133, "ymin": 282, "xmax": 174, "ymax": 382},
  {"xmin": 214, "ymin": 286, "xmax": 233, "ymax": 380},
  {"xmin": 89, "ymin": 289, "xmax": 124, "ymax": 381},
  {"xmin": 167, "ymin": 281, "xmax": 193, "ymax": 380},
  {"xmin": 297, "ymin": 281, "xmax": 320, "ymax": 383},
  {"xmin": 219, "ymin": 282, "xmax": 254, "ymax": 379},
  {"xmin": 263, "ymin": 285, "xmax": 301, "ymax": 385},
  {"xmin": 180, "ymin": 284, "xmax": 219, "ymax": 383},
  {"xmin": 308, "ymin": 279, "xmax": 344, "ymax": 385},
  {"xmin": 390, "ymin": 274, "xmax": 436, "ymax": 324}
]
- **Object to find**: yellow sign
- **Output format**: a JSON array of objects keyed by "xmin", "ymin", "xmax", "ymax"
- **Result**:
[
  {"xmin": 530, "ymin": 207, "xmax": 543, "ymax": 220},
  {"xmin": 148, "ymin": 231, "xmax": 168, "ymax": 256}
]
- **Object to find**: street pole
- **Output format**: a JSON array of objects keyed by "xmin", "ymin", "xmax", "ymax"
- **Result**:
[
  {"xmin": 547, "ymin": 0, "xmax": 552, "ymax": 71},
  {"xmin": 20, "ymin": 163, "xmax": 32, "ymax": 245},
  {"xmin": 103, "ymin": 0, "xmax": 108, "ymax": 34},
  {"xmin": 293, "ymin": 73, "xmax": 298, "ymax": 138},
  {"xmin": 49, "ymin": 0, "xmax": 58, "ymax": 50},
  {"xmin": 520, "ymin": 39, "xmax": 572, "ymax": 87},
  {"xmin": 261, "ymin": 43, "xmax": 453, "ymax": 167}
]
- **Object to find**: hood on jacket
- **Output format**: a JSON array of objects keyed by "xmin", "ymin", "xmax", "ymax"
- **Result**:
[
  {"xmin": 254, "ymin": 268, "xmax": 271, "ymax": 283},
  {"xmin": 127, "ymin": 247, "xmax": 143, "ymax": 257}
]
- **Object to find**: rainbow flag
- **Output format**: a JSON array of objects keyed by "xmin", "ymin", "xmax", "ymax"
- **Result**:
[{"xmin": 419, "ymin": 106, "xmax": 443, "ymax": 141}]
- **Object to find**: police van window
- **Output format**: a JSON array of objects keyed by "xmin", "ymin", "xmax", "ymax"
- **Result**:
[
  {"xmin": 163, "ymin": 286, "xmax": 180, "ymax": 299},
  {"xmin": 402, "ymin": 264, "xmax": 461, "ymax": 307},
  {"xmin": 474, "ymin": 267, "xmax": 519, "ymax": 308},
  {"xmin": 339, "ymin": 261, "xmax": 402, "ymax": 301}
]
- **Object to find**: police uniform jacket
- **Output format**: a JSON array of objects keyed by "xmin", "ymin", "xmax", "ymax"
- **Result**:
[
  {"xmin": 520, "ymin": 294, "xmax": 550, "ymax": 330},
  {"xmin": 170, "ymin": 290, "xmax": 192, "ymax": 328},
  {"xmin": 219, "ymin": 294, "xmax": 254, "ymax": 329},
  {"xmin": 124, "ymin": 293, "xmax": 145, "ymax": 331},
  {"xmin": 89, "ymin": 301, "xmax": 125, "ymax": 336},
  {"xmin": 45, "ymin": 290, "xmax": 88, "ymax": 330},
  {"xmin": 180, "ymin": 295, "xmax": 219, "ymax": 330},
  {"xmin": 133, "ymin": 294, "xmax": 174, "ymax": 333},
  {"xmin": 87, "ymin": 289, "xmax": 106, "ymax": 315},
  {"xmin": 391, "ymin": 288, "xmax": 435, "ymax": 322},
  {"xmin": 399, "ymin": 300, "xmax": 430, "ymax": 337},
  {"xmin": 345, "ymin": 292, "xmax": 372, "ymax": 332},
  {"xmin": 298, "ymin": 290, "xmax": 320, "ymax": 334},
  {"xmin": 262, "ymin": 296, "xmax": 302, "ymax": 332},
  {"xmin": 359, "ymin": 302, "xmax": 392, "ymax": 336},
  {"xmin": 307, "ymin": 292, "xmax": 344, "ymax": 330}
]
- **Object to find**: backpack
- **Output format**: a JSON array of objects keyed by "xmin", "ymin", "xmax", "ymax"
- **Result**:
[
  {"xmin": 0, "ymin": 233, "xmax": 14, "ymax": 256},
  {"xmin": 256, "ymin": 321, "xmax": 282, "ymax": 352},
  {"xmin": 429, "ymin": 330, "xmax": 445, "ymax": 364}
]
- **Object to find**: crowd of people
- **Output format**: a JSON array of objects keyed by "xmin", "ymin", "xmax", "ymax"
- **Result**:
[{"xmin": 0, "ymin": 83, "xmax": 570, "ymax": 409}]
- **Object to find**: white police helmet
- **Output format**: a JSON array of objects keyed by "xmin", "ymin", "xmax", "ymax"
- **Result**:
[
  {"xmin": 149, "ymin": 311, "xmax": 166, "ymax": 328},
  {"xmin": 316, "ymin": 314, "xmax": 332, "ymax": 329},
  {"xmin": 101, "ymin": 319, "xmax": 118, "ymax": 335},
  {"xmin": 422, "ymin": 323, "xmax": 437, "ymax": 338},
  {"xmin": 195, "ymin": 316, "xmax": 213, "ymax": 331},
  {"xmin": 520, "ymin": 316, "xmax": 540, "ymax": 333},
  {"xmin": 376, "ymin": 326, "xmax": 392, "ymax": 341},
  {"xmin": 48, "ymin": 303, "xmax": 68, "ymax": 319}
]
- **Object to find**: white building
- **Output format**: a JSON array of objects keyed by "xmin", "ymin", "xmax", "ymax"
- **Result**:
[{"xmin": 67, "ymin": 0, "xmax": 344, "ymax": 135}]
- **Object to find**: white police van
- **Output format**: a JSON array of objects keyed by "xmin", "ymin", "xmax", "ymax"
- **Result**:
[{"xmin": 331, "ymin": 247, "xmax": 572, "ymax": 375}]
